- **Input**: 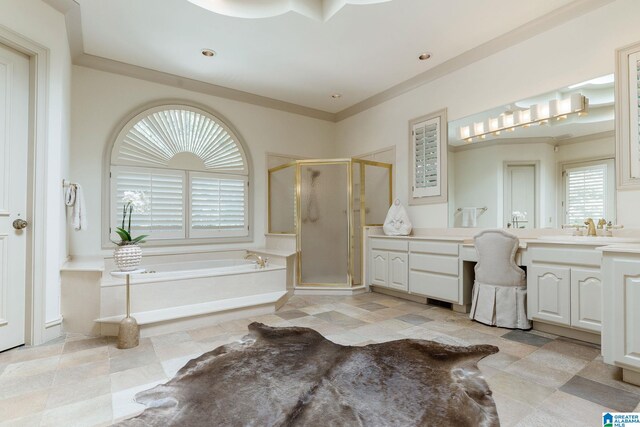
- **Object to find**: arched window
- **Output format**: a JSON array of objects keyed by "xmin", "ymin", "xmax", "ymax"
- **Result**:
[{"xmin": 109, "ymin": 105, "xmax": 250, "ymax": 243}]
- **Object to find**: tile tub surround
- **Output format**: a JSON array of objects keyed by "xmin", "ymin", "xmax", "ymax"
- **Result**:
[{"xmin": 0, "ymin": 293, "xmax": 638, "ymax": 426}]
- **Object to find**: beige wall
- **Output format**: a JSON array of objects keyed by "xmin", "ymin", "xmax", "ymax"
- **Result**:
[
  {"xmin": 69, "ymin": 66, "xmax": 335, "ymax": 256},
  {"xmin": 334, "ymin": 0, "xmax": 640, "ymax": 228}
]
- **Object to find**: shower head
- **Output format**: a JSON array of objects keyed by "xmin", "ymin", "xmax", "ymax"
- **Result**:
[{"xmin": 308, "ymin": 168, "xmax": 321, "ymax": 179}]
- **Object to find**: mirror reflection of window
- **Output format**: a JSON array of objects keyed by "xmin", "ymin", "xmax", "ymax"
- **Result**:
[{"xmin": 563, "ymin": 159, "xmax": 615, "ymax": 226}]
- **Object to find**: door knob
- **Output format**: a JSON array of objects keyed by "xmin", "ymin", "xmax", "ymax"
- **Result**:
[{"xmin": 12, "ymin": 219, "xmax": 28, "ymax": 230}]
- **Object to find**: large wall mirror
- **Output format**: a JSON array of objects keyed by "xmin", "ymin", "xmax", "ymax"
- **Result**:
[{"xmin": 448, "ymin": 75, "xmax": 615, "ymax": 229}]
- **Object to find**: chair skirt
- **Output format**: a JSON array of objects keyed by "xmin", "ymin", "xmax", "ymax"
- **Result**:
[{"xmin": 469, "ymin": 281, "xmax": 532, "ymax": 330}]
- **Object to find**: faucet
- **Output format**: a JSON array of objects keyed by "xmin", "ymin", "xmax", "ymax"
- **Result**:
[
  {"xmin": 245, "ymin": 252, "xmax": 268, "ymax": 268},
  {"xmin": 605, "ymin": 221, "xmax": 624, "ymax": 236},
  {"xmin": 584, "ymin": 218, "xmax": 597, "ymax": 237},
  {"xmin": 597, "ymin": 219, "xmax": 607, "ymax": 230}
]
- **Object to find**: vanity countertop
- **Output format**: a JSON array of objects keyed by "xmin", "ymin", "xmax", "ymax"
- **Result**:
[
  {"xmin": 368, "ymin": 234, "xmax": 470, "ymax": 243},
  {"xmin": 462, "ymin": 240, "xmax": 531, "ymax": 249},
  {"xmin": 597, "ymin": 243, "xmax": 640, "ymax": 254},
  {"xmin": 370, "ymin": 235, "xmax": 640, "ymax": 249}
]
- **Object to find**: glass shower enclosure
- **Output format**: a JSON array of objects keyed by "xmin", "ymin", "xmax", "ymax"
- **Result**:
[{"xmin": 268, "ymin": 159, "xmax": 392, "ymax": 288}]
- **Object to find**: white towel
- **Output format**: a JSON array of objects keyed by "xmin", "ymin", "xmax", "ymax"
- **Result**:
[
  {"xmin": 461, "ymin": 207, "xmax": 477, "ymax": 228},
  {"xmin": 383, "ymin": 199, "xmax": 412, "ymax": 236},
  {"xmin": 65, "ymin": 183, "xmax": 87, "ymax": 231}
]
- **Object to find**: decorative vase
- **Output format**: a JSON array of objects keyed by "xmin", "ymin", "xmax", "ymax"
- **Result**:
[{"xmin": 114, "ymin": 243, "xmax": 142, "ymax": 271}]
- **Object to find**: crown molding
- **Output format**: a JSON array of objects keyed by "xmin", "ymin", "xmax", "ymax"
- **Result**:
[
  {"xmin": 42, "ymin": 0, "xmax": 78, "ymax": 14},
  {"xmin": 48, "ymin": 0, "xmax": 613, "ymax": 123},
  {"xmin": 554, "ymin": 129, "xmax": 615, "ymax": 146},
  {"xmin": 74, "ymin": 53, "xmax": 337, "ymax": 121},
  {"xmin": 449, "ymin": 129, "xmax": 615, "ymax": 152},
  {"xmin": 450, "ymin": 137, "xmax": 553, "ymax": 153},
  {"xmin": 334, "ymin": 0, "xmax": 616, "ymax": 122},
  {"xmin": 45, "ymin": 0, "xmax": 338, "ymax": 122}
]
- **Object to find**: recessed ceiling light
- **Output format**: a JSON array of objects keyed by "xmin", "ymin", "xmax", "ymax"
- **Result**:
[
  {"xmin": 201, "ymin": 49, "xmax": 216, "ymax": 57},
  {"xmin": 418, "ymin": 53, "xmax": 431, "ymax": 61},
  {"xmin": 331, "ymin": 93, "xmax": 342, "ymax": 99}
]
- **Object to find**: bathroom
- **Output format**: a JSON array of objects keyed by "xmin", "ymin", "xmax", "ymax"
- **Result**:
[{"xmin": 3, "ymin": 0, "xmax": 640, "ymax": 425}]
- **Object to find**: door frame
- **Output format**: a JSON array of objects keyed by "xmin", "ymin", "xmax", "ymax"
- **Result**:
[
  {"xmin": 502, "ymin": 161, "xmax": 540, "ymax": 228},
  {"xmin": 0, "ymin": 25, "xmax": 51, "ymax": 346}
]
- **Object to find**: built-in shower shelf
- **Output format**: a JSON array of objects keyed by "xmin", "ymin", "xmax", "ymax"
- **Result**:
[{"xmin": 95, "ymin": 291, "xmax": 287, "ymax": 325}]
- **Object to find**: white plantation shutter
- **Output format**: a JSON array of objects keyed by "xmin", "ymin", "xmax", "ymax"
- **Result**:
[
  {"xmin": 565, "ymin": 164, "xmax": 607, "ymax": 225},
  {"xmin": 112, "ymin": 166, "xmax": 185, "ymax": 239},
  {"xmin": 190, "ymin": 173, "xmax": 248, "ymax": 237},
  {"xmin": 114, "ymin": 107, "xmax": 248, "ymax": 174},
  {"xmin": 109, "ymin": 105, "xmax": 251, "ymax": 243},
  {"xmin": 412, "ymin": 117, "xmax": 441, "ymax": 198}
]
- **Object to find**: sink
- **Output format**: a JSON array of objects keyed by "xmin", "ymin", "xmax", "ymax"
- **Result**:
[{"xmin": 537, "ymin": 235, "xmax": 640, "ymax": 244}]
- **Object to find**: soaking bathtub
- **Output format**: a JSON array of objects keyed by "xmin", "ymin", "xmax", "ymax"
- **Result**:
[
  {"xmin": 131, "ymin": 259, "xmax": 271, "ymax": 282},
  {"xmin": 96, "ymin": 257, "xmax": 288, "ymax": 337}
]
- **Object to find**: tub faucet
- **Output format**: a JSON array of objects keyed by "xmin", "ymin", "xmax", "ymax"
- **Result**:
[
  {"xmin": 245, "ymin": 253, "xmax": 268, "ymax": 268},
  {"xmin": 584, "ymin": 218, "xmax": 597, "ymax": 237}
]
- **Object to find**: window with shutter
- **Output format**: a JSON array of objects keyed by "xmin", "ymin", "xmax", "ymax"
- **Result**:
[
  {"xmin": 108, "ymin": 104, "xmax": 250, "ymax": 244},
  {"xmin": 190, "ymin": 173, "xmax": 248, "ymax": 238},
  {"xmin": 112, "ymin": 166, "xmax": 185, "ymax": 239},
  {"xmin": 409, "ymin": 109, "xmax": 448, "ymax": 205},
  {"xmin": 563, "ymin": 160, "xmax": 615, "ymax": 225}
]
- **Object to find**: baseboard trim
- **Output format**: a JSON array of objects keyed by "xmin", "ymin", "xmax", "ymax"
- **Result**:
[
  {"xmin": 45, "ymin": 317, "xmax": 63, "ymax": 328},
  {"xmin": 42, "ymin": 320, "xmax": 63, "ymax": 343},
  {"xmin": 370, "ymin": 286, "xmax": 428, "ymax": 304},
  {"xmin": 532, "ymin": 321, "xmax": 601, "ymax": 345},
  {"xmin": 294, "ymin": 286, "xmax": 366, "ymax": 296}
]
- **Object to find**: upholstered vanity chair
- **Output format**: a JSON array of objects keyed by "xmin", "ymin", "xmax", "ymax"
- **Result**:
[{"xmin": 469, "ymin": 230, "xmax": 532, "ymax": 329}]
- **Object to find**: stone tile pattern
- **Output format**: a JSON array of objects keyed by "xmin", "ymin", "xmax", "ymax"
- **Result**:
[{"xmin": 0, "ymin": 293, "xmax": 638, "ymax": 426}]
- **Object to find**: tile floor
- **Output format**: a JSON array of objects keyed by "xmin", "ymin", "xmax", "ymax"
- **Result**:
[{"xmin": 1, "ymin": 292, "xmax": 639, "ymax": 426}]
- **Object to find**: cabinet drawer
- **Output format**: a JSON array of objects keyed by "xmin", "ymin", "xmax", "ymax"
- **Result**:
[
  {"xmin": 369, "ymin": 238, "xmax": 408, "ymax": 252},
  {"xmin": 410, "ymin": 271, "xmax": 459, "ymax": 302},
  {"xmin": 410, "ymin": 253, "xmax": 458, "ymax": 276},
  {"xmin": 529, "ymin": 247, "xmax": 601, "ymax": 268},
  {"xmin": 409, "ymin": 240, "xmax": 459, "ymax": 256}
]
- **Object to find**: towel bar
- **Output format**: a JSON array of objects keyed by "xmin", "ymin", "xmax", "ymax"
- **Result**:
[{"xmin": 456, "ymin": 207, "xmax": 487, "ymax": 212}]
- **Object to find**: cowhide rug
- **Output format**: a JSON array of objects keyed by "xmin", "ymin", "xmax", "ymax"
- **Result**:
[{"xmin": 119, "ymin": 322, "xmax": 499, "ymax": 427}]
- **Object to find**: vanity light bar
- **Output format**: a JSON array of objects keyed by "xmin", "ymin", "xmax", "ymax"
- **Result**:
[{"xmin": 459, "ymin": 93, "xmax": 588, "ymax": 143}]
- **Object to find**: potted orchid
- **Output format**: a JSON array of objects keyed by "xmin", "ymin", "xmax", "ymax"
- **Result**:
[{"xmin": 112, "ymin": 191, "xmax": 149, "ymax": 271}]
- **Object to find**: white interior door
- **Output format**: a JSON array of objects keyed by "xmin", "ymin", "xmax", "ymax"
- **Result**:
[
  {"xmin": 0, "ymin": 43, "xmax": 29, "ymax": 351},
  {"xmin": 504, "ymin": 164, "xmax": 536, "ymax": 228}
]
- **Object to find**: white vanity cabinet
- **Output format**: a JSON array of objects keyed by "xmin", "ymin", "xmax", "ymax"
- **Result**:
[
  {"xmin": 570, "ymin": 268, "xmax": 603, "ymax": 332},
  {"xmin": 601, "ymin": 249, "xmax": 640, "ymax": 386},
  {"xmin": 528, "ymin": 265, "xmax": 571, "ymax": 326},
  {"xmin": 367, "ymin": 236, "xmax": 464, "ymax": 305},
  {"xmin": 369, "ymin": 239, "xmax": 409, "ymax": 291},
  {"xmin": 408, "ymin": 241, "xmax": 460, "ymax": 303},
  {"xmin": 526, "ymin": 245, "xmax": 602, "ymax": 333}
]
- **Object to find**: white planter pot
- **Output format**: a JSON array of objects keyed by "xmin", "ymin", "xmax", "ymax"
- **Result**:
[{"xmin": 114, "ymin": 244, "xmax": 142, "ymax": 271}]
